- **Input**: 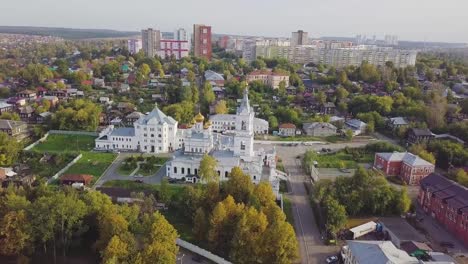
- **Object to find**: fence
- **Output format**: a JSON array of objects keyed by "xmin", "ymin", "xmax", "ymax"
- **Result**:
[
  {"xmin": 47, "ymin": 153, "xmax": 82, "ymax": 184},
  {"xmin": 24, "ymin": 132, "xmax": 50, "ymax": 151},
  {"xmin": 176, "ymin": 238, "xmax": 232, "ymax": 264}
]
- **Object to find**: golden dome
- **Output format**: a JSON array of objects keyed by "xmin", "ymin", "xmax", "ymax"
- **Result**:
[
  {"xmin": 194, "ymin": 112, "xmax": 205, "ymax": 123},
  {"xmin": 191, "ymin": 118, "xmax": 197, "ymax": 125}
]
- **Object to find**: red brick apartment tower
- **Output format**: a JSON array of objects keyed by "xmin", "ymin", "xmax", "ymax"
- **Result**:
[{"xmin": 193, "ymin": 24, "xmax": 212, "ymax": 60}]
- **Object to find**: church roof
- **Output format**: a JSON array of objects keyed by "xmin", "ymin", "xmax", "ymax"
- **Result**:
[
  {"xmin": 194, "ymin": 112, "xmax": 205, "ymax": 123},
  {"xmin": 237, "ymin": 88, "xmax": 251, "ymax": 114},
  {"xmin": 136, "ymin": 106, "xmax": 177, "ymax": 126}
]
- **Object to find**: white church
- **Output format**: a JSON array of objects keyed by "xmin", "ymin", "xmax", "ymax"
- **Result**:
[{"xmin": 95, "ymin": 90, "xmax": 285, "ymax": 193}]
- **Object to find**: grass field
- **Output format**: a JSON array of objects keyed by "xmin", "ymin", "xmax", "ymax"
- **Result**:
[
  {"xmin": 117, "ymin": 163, "xmax": 138, "ymax": 176},
  {"xmin": 32, "ymin": 134, "xmax": 96, "ymax": 153},
  {"xmin": 64, "ymin": 152, "xmax": 117, "ymax": 184},
  {"xmin": 305, "ymin": 150, "xmax": 374, "ymax": 169}
]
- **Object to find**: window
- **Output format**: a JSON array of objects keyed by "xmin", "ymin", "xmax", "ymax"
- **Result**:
[
  {"xmin": 144, "ymin": 134, "xmax": 147, "ymax": 137},
  {"xmin": 158, "ymin": 134, "xmax": 162, "ymax": 138},
  {"xmin": 217, "ymin": 170, "xmax": 220, "ymax": 176},
  {"xmin": 241, "ymin": 141, "xmax": 246, "ymax": 150},
  {"xmin": 174, "ymin": 167, "xmax": 177, "ymax": 173},
  {"xmin": 182, "ymin": 168, "xmax": 185, "ymax": 174},
  {"xmin": 188, "ymin": 168, "xmax": 191, "ymax": 175},
  {"xmin": 225, "ymin": 171, "xmax": 229, "ymax": 178},
  {"xmin": 151, "ymin": 134, "xmax": 154, "ymax": 137}
]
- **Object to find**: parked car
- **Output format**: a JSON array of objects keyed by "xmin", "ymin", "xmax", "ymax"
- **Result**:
[
  {"xmin": 134, "ymin": 179, "xmax": 143, "ymax": 183},
  {"xmin": 168, "ymin": 178, "xmax": 177, "ymax": 184},
  {"xmin": 339, "ymin": 168, "xmax": 351, "ymax": 173},
  {"xmin": 325, "ymin": 255, "xmax": 339, "ymax": 264}
]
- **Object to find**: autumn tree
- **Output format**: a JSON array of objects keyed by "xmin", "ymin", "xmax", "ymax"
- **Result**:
[
  {"xmin": 230, "ymin": 207, "xmax": 268, "ymax": 263},
  {"xmin": 224, "ymin": 167, "xmax": 254, "ymax": 204},
  {"xmin": 324, "ymin": 197, "xmax": 347, "ymax": 234},
  {"xmin": 0, "ymin": 132, "xmax": 22, "ymax": 166},
  {"xmin": 214, "ymin": 100, "xmax": 228, "ymax": 114},
  {"xmin": 199, "ymin": 154, "xmax": 219, "ymax": 183},
  {"xmin": 193, "ymin": 208, "xmax": 208, "ymax": 241},
  {"xmin": 0, "ymin": 210, "xmax": 32, "ymax": 256}
]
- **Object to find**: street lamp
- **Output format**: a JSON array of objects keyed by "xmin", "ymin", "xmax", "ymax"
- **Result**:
[{"xmin": 177, "ymin": 253, "xmax": 185, "ymax": 264}]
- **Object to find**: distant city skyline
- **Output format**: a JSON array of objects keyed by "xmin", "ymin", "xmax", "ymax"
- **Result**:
[{"xmin": 1, "ymin": 0, "xmax": 467, "ymax": 43}]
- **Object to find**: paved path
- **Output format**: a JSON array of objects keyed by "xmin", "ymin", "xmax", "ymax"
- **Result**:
[{"xmin": 93, "ymin": 152, "xmax": 168, "ymax": 188}]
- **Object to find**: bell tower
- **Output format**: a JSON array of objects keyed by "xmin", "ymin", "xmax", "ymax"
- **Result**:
[{"xmin": 233, "ymin": 88, "xmax": 254, "ymax": 157}]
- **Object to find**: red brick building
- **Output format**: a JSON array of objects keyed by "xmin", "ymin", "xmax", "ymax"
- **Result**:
[
  {"xmin": 419, "ymin": 173, "xmax": 468, "ymax": 247},
  {"xmin": 374, "ymin": 152, "xmax": 435, "ymax": 185},
  {"xmin": 193, "ymin": 24, "xmax": 212, "ymax": 60}
]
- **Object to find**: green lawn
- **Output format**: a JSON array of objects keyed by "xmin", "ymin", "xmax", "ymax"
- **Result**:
[
  {"xmin": 32, "ymin": 134, "xmax": 96, "ymax": 153},
  {"xmin": 305, "ymin": 150, "xmax": 374, "ymax": 169},
  {"xmin": 64, "ymin": 152, "xmax": 117, "ymax": 185},
  {"xmin": 117, "ymin": 163, "xmax": 138, "ymax": 176},
  {"xmin": 138, "ymin": 165, "xmax": 162, "ymax": 176},
  {"xmin": 161, "ymin": 209, "xmax": 195, "ymax": 243}
]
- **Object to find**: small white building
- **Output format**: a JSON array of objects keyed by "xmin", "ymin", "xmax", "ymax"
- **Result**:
[
  {"xmin": 210, "ymin": 114, "xmax": 269, "ymax": 134},
  {"xmin": 345, "ymin": 119, "xmax": 367, "ymax": 136},
  {"xmin": 278, "ymin": 123, "xmax": 297, "ymax": 137}
]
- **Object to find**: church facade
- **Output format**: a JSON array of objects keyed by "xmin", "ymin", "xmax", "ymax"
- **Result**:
[{"xmin": 95, "ymin": 90, "xmax": 285, "ymax": 193}]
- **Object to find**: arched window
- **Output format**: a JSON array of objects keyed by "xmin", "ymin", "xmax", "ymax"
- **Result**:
[
  {"xmin": 225, "ymin": 171, "xmax": 229, "ymax": 178},
  {"xmin": 217, "ymin": 170, "xmax": 220, "ymax": 176},
  {"xmin": 182, "ymin": 168, "xmax": 185, "ymax": 174}
]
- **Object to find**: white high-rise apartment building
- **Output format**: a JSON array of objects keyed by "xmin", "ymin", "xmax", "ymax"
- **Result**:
[
  {"xmin": 244, "ymin": 41, "xmax": 417, "ymax": 68},
  {"xmin": 127, "ymin": 39, "xmax": 142, "ymax": 54},
  {"xmin": 141, "ymin": 28, "xmax": 161, "ymax": 58},
  {"xmin": 174, "ymin": 28, "xmax": 188, "ymax": 41}
]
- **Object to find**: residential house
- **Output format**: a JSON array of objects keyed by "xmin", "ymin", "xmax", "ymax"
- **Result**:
[
  {"xmin": 204, "ymin": 70, "xmax": 225, "ymax": 87},
  {"xmin": 117, "ymin": 102, "xmax": 135, "ymax": 114},
  {"xmin": 286, "ymin": 85, "xmax": 297, "ymax": 95},
  {"xmin": 40, "ymin": 96, "xmax": 59, "ymax": 107},
  {"xmin": 36, "ymin": 87, "xmax": 47, "ymax": 96},
  {"xmin": 345, "ymin": 119, "xmax": 367, "ymax": 135},
  {"xmin": 48, "ymin": 89, "xmax": 67, "ymax": 99},
  {"xmin": 419, "ymin": 173, "xmax": 468, "ymax": 247},
  {"xmin": 6, "ymin": 97, "xmax": 26, "ymax": 107},
  {"xmin": 388, "ymin": 117, "xmax": 408, "ymax": 130},
  {"xmin": 93, "ymin": 78, "xmax": 105, "ymax": 88},
  {"xmin": 0, "ymin": 119, "xmax": 28, "ymax": 139},
  {"xmin": 279, "ymin": 123, "xmax": 297, "ymax": 137},
  {"xmin": 59, "ymin": 174, "xmax": 93, "ymax": 186},
  {"xmin": 209, "ymin": 114, "xmax": 269, "ymax": 134},
  {"xmin": 320, "ymin": 102, "xmax": 336, "ymax": 115},
  {"xmin": 16, "ymin": 90, "xmax": 37, "ymax": 101},
  {"xmin": 35, "ymin": 112, "xmax": 52, "ymax": 124},
  {"xmin": 119, "ymin": 83, "xmax": 130, "ymax": 93},
  {"xmin": 18, "ymin": 106, "xmax": 34, "ymax": 121},
  {"xmin": 125, "ymin": 112, "xmax": 144, "ymax": 126},
  {"xmin": 246, "ymin": 69, "xmax": 289, "ymax": 89},
  {"xmin": 374, "ymin": 152, "xmax": 435, "ymax": 185},
  {"xmin": 212, "ymin": 86, "xmax": 225, "ymax": 99},
  {"xmin": 303, "ymin": 122, "xmax": 337, "ymax": 137},
  {"xmin": 0, "ymin": 167, "xmax": 17, "ymax": 181},
  {"xmin": 407, "ymin": 128, "xmax": 434, "ymax": 145},
  {"xmin": 0, "ymin": 101, "xmax": 13, "ymax": 114}
]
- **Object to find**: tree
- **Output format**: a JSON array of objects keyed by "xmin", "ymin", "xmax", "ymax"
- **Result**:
[
  {"xmin": 0, "ymin": 210, "xmax": 32, "ymax": 256},
  {"xmin": 159, "ymin": 178, "xmax": 170, "ymax": 203},
  {"xmin": 396, "ymin": 187, "xmax": 411, "ymax": 214},
  {"xmin": 425, "ymin": 88, "xmax": 448, "ymax": 129},
  {"xmin": 335, "ymin": 86, "xmax": 349, "ymax": 101},
  {"xmin": 0, "ymin": 112, "xmax": 20, "ymax": 121},
  {"xmin": 193, "ymin": 208, "xmax": 208, "ymax": 241},
  {"xmin": 278, "ymin": 80, "xmax": 287, "ymax": 96},
  {"xmin": 224, "ymin": 167, "xmax": 254, "ymax": 204},
  {"xmin": 345, "ymin": 129, "xmax": 354, "ymax": 141},
  {"xmin": 0, "ymin": 132, "xmax": 22, "ymax": 166},
  {"xmin": 323, "ymin": 197, "xmax": 347, "ymax": 234},
  {"xmin": 262, "ymin": 221, "xmax": 298, "ymax": 264},
  {"xmin": 101, "ymin": 235, "xmax": 130, "ymax": 264},
  {"xmin": 268, "ymin": 116, "xmax": 278, "ymax": 130},
  {"xmin": 316, "ymin": 91, "xmax": 326, "ymax": 105},
  {"xmin": 202, "ymin": 81, "xmax": 216, "ymax": 106},
  {"xmin": 230, "ymin": 207, "xmax": 268, "ymax": 264},
  {"xmin": 191, "ymin": 84, "xmax": 200, "ymax": 104},
  {"xmin": 138, "ymin": 212, "xmax": 179, "ymax": 264},
  {"xmin": 214, "ymin": 100, "xmax": 228, "ymax": 114},
  {"xmin": 338, "ymin": 71, "xmax": 348, "ymax": 85},
  {"xmin": 253, "ymin": 181, "xmax": 276, "ymax": 208},
  {"xmin": 456, "ymin": 169, "xmax": 468, "ymax": 187},
  {"xmin": 199, "ymin": 154, "xmax": 219, "ymax": 183}
]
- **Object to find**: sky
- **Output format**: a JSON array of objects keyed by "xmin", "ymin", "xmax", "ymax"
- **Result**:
[{"xmin": 1, "ymin": 0, "xmax": 468, "ymax": 43}]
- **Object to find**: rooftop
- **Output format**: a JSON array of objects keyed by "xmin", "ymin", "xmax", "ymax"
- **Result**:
[
  {"xmin": 346, "ymin": 240, "xmax": 418, "ymax": 264},
  {"xmin": 110, "ymin": 127, "xmax": 135, "ymax": 137}
]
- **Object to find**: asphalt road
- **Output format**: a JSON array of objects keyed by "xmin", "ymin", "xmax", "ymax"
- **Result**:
[{"xmin": 256, "ymin": 140, "xmax": 371, "ymax": 264}]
